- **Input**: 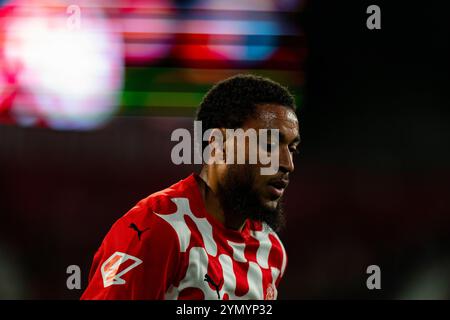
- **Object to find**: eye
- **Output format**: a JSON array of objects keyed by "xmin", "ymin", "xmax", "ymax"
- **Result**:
[{"xmin": 289, "ymin": 147, "xmax": 300, "ymax": 155}]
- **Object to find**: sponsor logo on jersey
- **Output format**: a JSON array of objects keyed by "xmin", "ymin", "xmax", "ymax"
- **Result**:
[{"xmin": 101, "ymin": 251, "xmax": 142, "ymax": 288}]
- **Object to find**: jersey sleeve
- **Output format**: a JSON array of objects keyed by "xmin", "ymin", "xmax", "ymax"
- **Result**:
[{"xmin": 80, "ymin": 200, "xmax": 181, "ymax": 300}]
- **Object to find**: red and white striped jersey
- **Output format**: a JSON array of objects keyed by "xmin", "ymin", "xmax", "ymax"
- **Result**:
[{"xmin": 81, "ymin": 173, "xmax": 287, "ymax": 300}]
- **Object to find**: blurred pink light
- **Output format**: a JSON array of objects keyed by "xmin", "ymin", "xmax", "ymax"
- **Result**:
[
  {"xmin": 189, "ymin": 0, "xmax": 276, "ymax": 11},
  {"xmin": 117, "ymin": 0, "xmax": 176, "ymax": 63},
  {"xmin": 1, "ymin": 0, "xmax": 124, "ymax": 130},
  {"xmin": 121, "ymin": 16, "xmax": 175, "ymax": 63}
]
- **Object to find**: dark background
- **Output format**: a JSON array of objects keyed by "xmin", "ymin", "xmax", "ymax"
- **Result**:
[{"xmin": 1, "ymin": 0, "xmax": 450, "ymax": 299}]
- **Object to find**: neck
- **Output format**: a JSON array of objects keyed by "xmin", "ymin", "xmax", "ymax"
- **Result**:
[{"xmin": 197, "ymin": 167, "xmax": 247, "ymax": 231}]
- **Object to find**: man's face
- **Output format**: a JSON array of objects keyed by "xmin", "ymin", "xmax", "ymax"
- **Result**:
[{"xmin": 217, "ymin": 104, "xmax": 300, "ymax": 230}]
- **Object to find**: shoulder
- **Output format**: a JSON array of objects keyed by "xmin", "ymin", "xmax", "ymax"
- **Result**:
[
  {"xmin": 123, "ymin": 176, "xmax": 193, "ymax": 225},
  {"xmin": 107, "ymin": 177, "xmax": 197, "ymax": 253},
  {"xmin": 132, "ymin": 177, "xmax": 190, "ymax": 217}
]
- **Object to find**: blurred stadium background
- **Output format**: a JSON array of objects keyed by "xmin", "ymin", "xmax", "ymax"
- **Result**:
[{"xmin": 0, "ymin": 0, "xmax": 450, "ymax": 299}]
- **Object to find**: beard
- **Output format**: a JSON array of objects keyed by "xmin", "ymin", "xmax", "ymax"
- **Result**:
[{"xmin": 217, "ymin": 165, "xmax": 285, "ymax": 232}]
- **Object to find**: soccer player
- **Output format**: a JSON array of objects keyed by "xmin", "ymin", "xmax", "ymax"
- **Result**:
[{"xmin": 81, "ymin": 74, "xmax": 300, "ymax": 300}]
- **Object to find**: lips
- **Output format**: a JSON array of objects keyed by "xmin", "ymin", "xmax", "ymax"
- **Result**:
[
  {"xmin": 269, "ymin": 179, "xmax": 288, "ymax": 189},
  {"xmin": 267, "ymin": 178, "xmax": 289, "ymax": 198}
]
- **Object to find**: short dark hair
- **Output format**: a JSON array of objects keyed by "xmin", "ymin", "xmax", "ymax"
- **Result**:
[{"xmin": 196, "ymin": 74, "xmax": 296, "ymax": 142}]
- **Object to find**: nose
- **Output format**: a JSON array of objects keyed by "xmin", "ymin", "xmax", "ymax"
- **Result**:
[{"xmin": 279, "ymin": 146, "xmax": 295, "ymax": 174}]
